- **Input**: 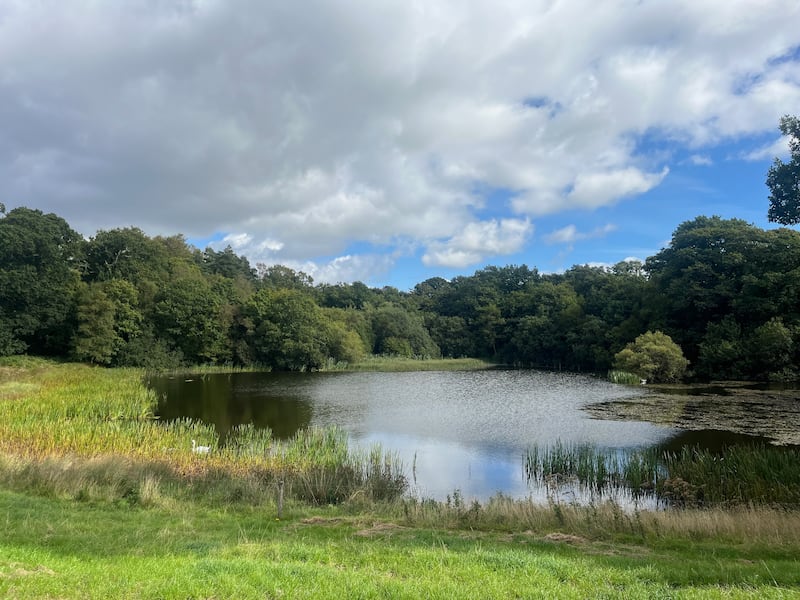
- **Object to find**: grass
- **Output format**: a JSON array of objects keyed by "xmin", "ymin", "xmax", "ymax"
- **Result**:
[
  {"xmin": 608, "ymin": 370, "xmax": 643, "ymax": 384},
  {"xmin": 2, "ymin": 357, "xmax": 800, "ymax": 597},
  {"xmin": 525, "ymin": 443, "xmax": 800, "ymax": 507},
  {"xmin": 343, "ymin": 355, "xmax": 496, "ymax": 372},
  {"xmin": 2, "ymin": 488, "xmax": 800, "ymax": 599}
]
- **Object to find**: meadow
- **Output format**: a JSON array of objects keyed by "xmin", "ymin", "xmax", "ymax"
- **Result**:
[{"xmin": 1, "ymin": 357, "xmax": 800, "ymax": 598}]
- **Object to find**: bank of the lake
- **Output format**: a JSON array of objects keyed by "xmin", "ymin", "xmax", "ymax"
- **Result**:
[{"xmin": 2, "ymin": 358, "xmax": 800, "ymax": 598}]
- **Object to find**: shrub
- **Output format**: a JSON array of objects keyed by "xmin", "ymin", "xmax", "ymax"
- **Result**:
[{"xmin": 613, "ymin": 331, "xmax": 688, "ymax": 383}]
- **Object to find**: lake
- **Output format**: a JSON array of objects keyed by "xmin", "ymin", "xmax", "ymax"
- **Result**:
[{"xmin": 150, "ymin": 369, "xmax": 773, "ymax": 501}]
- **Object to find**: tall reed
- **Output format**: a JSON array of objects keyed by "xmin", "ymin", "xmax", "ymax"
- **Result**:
[
  {"xmin": 0, "ymin": 361, "xmax": 407, "ymax": 505},
  {"xmin": 525, "ymin": 442, "xmax": 800, "ymax": 506}
]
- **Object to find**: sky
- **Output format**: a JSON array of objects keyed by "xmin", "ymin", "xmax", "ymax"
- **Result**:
[{"xmin": 1, "ymin": 0, "xmax": 799, "ymax": 291}]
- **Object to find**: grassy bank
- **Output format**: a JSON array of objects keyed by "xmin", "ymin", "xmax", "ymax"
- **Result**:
[
  {"xmin": 1, "ymin": 358, "xmax": 800, "ymax": 597},
  {"xmin": 342, "ymin": 355, "xmax": 495, "ymax": 372}
]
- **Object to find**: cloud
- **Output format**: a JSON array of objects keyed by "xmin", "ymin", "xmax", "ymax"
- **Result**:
[
  {"xmin": 422, "ymin": 218, "xmax": 533, "ymax": 268},
  {"xmin": 544, "ymin": 223, "xmax": 617, "ymax": 245},
  {"xmin": 0, "ymin": 0, "xmax": 799, "ymax": 282},
  {"xmin": 689, "ymin": 154, "xmax": 713, "ymax": 166},
  {"xmin": 567, "ymin": 167, "xmax": 669, "ymax": 210},
  {"xmin": 742, "ymin": 136, "xmax": 792, "ymax": 161}
]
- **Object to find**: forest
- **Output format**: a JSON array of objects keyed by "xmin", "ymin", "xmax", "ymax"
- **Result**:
[{"xmin": 1, "ymin": 202, "xmax": 800, "ymax": 381}]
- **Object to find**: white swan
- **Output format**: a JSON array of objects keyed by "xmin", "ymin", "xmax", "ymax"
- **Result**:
[{"xmin": 192, "ymin": 439, "xmax": 211, "ymax": 454}]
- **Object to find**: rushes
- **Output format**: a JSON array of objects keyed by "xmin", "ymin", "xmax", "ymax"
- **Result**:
[
  {"xmin": 525, "ymin": 442, "xmax": 800, "ymax": 506},
  {"xmin": 607, "ymin": 370, "xmax": 642, "ymax": 384},
  {"xmin": 0, "ymin": 361, "xmax": 407, "ymax": 507}
]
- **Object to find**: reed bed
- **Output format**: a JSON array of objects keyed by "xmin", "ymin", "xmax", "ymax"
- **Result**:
[
  {"xmin": 0, "ymin": 360, "xmax": 407, "ymax": 505},
  {"xmin": 525, "ymin": 442, "xmax": 800, "ymax": 507},
  {"xmin": 607, "ymin": 370, "xmax": 642, "ymax": 384}
]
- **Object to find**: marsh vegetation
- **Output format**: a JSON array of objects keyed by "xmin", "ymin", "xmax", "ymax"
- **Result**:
[{"xmin": 2, "ymin": 359, "xmax": 800, "ymax": 597}]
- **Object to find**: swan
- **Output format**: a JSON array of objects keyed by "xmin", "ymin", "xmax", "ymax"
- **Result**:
[{"xmin": 192, "ymin": 439, "xmax": 211, "ymax": 454}]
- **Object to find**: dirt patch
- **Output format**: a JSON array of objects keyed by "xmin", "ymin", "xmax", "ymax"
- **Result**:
[
  {"xmin": 299, "ymin": 516, "xmax": 348, "ymax": 526},
  {"xmin": 584, "ymin": 383, "xmax": 800, "ymax": 446},
  {"xmin": 2, "ymin": 563, "xmax": 56, "ymax": 578},
  {"xmin": 544, "ymin": 532, "xmax": 587, "ymax": 545}
]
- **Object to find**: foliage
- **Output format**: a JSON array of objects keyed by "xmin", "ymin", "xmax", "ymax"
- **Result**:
[
  {"xmin": 613, "ymin": 331, "xmax": 688, "ymax": 383},
  {"xmin": 2, "ymin": 204, "xmax": 800, "ymax": 379},
  {"xmin": 767, "ymin": 114, "xmax": 800, "ymax": 225},
  {"xmin": 607, "ymin": 370, "xmax": 641, "ymax": 385},
  {"xmin": 0, "ymin": 207, "xmax": 83, "ymax": 356}
]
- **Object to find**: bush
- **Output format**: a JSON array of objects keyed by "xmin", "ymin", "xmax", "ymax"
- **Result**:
[{"xmin": 613, "ymin": 331, "xmax": 688, "ymax": 383}]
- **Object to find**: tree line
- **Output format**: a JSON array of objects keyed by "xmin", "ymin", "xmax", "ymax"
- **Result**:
[
  {"xmin": 0, "ymin": 206, "xmax": 799, "ymax": 381},
  {"xmin": 2, "ymin": 115, "xmax": 799, "ymax": 380}
]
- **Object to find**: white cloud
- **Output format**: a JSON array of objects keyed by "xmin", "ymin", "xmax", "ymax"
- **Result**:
[
  {"xmin": 283, "ymin": 255, "xmax": 397, "ymax": 286},
  {"xmin": 0, "ymin": 0, "xmax": 798, "ymax": 282},
  {"xmin": 689, "ymin": 154, "xmax": 713, "ymax": 166},
  {"xmin": 742, "ymin": 136, "xmax": 792, "ymax": 161},
  {"xmin": 422, "ymin": 218, "xmax": 533, "ymax": 268},
  {"xmin": 568, "ymin": 168, "xmax": 669, "ymax": 210},
  {"xmin": 545, "ymin": 223, "xmax": 617, "ymax": 245}
]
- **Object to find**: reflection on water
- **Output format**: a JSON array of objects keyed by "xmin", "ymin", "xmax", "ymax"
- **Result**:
[
  {"xmin": 657, "ymin": 429, "xmax": 774, "ymax": 453},
  {"xmin": 150, "ymin": 369, "xmax": 747, "ymax": 501}
]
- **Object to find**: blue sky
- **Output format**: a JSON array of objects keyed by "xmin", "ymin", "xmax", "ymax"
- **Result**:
[{"xmin": 1, "ymin": 1, "xmax": 798, "ymax": 290}]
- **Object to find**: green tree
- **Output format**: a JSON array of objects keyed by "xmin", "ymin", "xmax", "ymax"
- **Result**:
[
  {"xmin": 368, "ymin": 304, "xmax": 440, "ymax": 358},
  {"xmin": 697, "ymin": 317, "xmax": 745, "ymax": 380},
  {"xmin": 0, "ymin": 207, "xmax": 83, "ymax": 355},
  {"xmin": 243, "ymin": 288, "xmax": 329, "ymax": 370},
  {"xmin": 767, "ymin": 115, "xmax": 800, "ymax": 225},
  {"xmin": 72, "ymin": 283, "xmax": 117, "ymax": 364},
  {"xmin": 746, "ymin": 317, "xmax": 795, "ymax": 380},
  {"xmin": 153, "ymin": 277, "xmax": 227, "ymax": 364},
  {"xmin": 613, "ymin": 331, "xmax": 688, "ymax": 383}
]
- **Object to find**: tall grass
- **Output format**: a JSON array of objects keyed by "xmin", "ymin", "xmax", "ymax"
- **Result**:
[
  {"xmin": 607, "ymin": 370, "xmax": 642, "ymax": 384},
  {"xmin": 525, "ymin": 442, "xmax": 800, "ymax": 506},
  {"xmin": 0, "ymin": 361, "xmax": 407, "ymax": 505},
  {"xmin": 344, "ymin": 356, "xmax": 494, "ymax": 372}
]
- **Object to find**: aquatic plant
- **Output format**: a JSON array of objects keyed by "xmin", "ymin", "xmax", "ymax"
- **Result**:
[
  {"xmin": 607, "ymin": 370, "xmax": 642, "ymax": 385},
  {"xmin": 525, "ymin": 442, "xmax": 800, "ymax": 507}
]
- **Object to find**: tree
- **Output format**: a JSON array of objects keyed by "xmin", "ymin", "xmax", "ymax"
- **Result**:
[
  {"xmin": 767, "ymin": 115, "xmax": 800, "ymax": 225},
  {"xmin": 0, "ymin": 207, "xmax": 83, "ymax": 355},
  {"xmin": 746, "ymin": 317, "xmax": 795, "ymax": 380},
  {"xmin": 613, "ymin": 331, "xmax": 688, "ymax": 383},
  {"xmin": 243, "ymin": 288, "xmax": 329, "ymax": 370}
]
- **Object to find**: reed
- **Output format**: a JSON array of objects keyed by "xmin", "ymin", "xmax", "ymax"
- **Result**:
[
  {"xmin": 607, "ymin": 370, "xmax": 642, "ymax": 384},
  {"xmin": 0, "ymin": 360, "xmax": 407, "ymax": 506},
  {"xmin": 526, "ymin": 442, "xmax": 800, "ymax": 506}
]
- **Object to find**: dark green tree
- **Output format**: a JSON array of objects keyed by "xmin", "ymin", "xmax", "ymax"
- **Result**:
[
  {"xmin": 0, "ymin": 207, "xmax": 83, "ymax": 355},
  {"xmin": 767, "ymin": 115, "xmax": 800, "ymax": 225},
  {"xmin": 243, "ymin": 288, "xmax": 329, "ymax": 370}
]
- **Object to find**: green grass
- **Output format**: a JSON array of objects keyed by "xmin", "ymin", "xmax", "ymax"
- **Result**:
[
  {"xmin": 608, "ymin": 370, "xmax": 643, "ymax": 384},
  {"xmin": 2, "ymin": 358, "xmax": 800, "ymax": 597},
  {"xmin": 343, "ymin": 355, "xmax": 496, "ymax": 372},
  {"xmin": 1, "ymin": 489, "xmax": 799, "ymax": 599}
]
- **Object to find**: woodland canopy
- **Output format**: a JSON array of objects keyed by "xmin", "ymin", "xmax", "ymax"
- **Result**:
[{"xmin": 2, "ymin": 204, "xmax": 800, "ymax": 381}]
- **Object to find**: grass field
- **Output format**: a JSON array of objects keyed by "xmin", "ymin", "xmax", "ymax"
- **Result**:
[{"xmin": 1, "ymin": 357, "xmax": 799, "ymax": 598}]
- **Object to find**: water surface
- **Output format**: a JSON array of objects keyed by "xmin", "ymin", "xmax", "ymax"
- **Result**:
[{"xmin": 152, "ymin": 369, "xmax": 682, "ymax": 500}]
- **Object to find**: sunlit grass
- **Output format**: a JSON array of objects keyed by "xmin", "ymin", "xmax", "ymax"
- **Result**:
[
  {"xmin": 0, "ymin": 360, "xmax": 405, "ymax": 504},
  {"xmin": 607, "ymin": 370, "xmax": 642, "ymax": 385},
  {"xmin": 2, "ymin": 359, "xmax": 800, "ymax": 596},
  {"xmin": 344, "ymin": 355, "xmax": 495, "ymax": 372}
]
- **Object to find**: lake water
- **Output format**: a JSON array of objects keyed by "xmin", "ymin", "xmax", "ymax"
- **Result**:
[{"xmin": 149, "ymin": 369, "xmax": 760, "ymax": 501}]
